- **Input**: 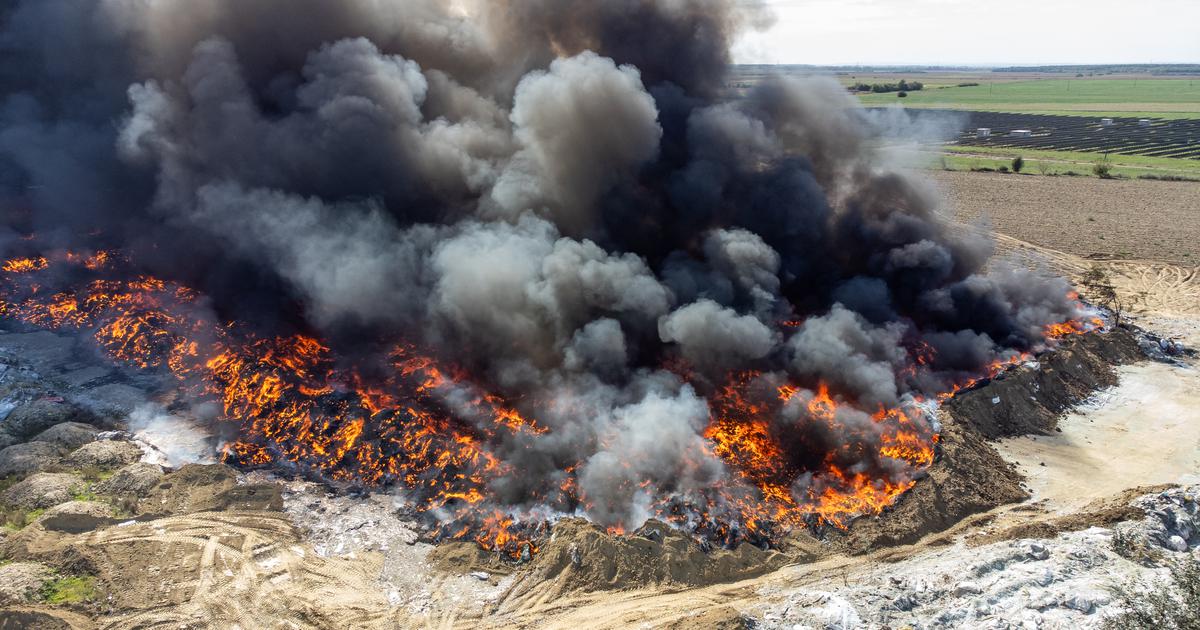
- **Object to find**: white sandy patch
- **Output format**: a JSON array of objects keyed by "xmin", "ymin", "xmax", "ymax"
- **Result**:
[{"xmin": 996, "ymin": 361, "xmax": 1200, "ymax": 514}]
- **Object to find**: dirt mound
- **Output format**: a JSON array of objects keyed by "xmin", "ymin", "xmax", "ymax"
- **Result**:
[
  {"xmin": 945, "ymin": 327, "xmax": 1143, "ymax": 439},
  {"xmin": 476, "ymin": 518, "xmax": 786, "ymax": 595},
  {"xmin": 137, "ymin": 464, "xmax": 281, "ymax": 515},
  {"xmin": 64, "ymin": 440, "xmax": 142, "ymax": 470},
  {"xmin": 31, "ymin": 423, "xmax": 99, "ymax": 451},
  {"xmin": 0, "ymin": 442, "xmax": 63, "ymax": 478},
  {"xmin": 834, "ymin": 420, "xmax": 1028, "ymax": 552},
  {"xmin": 0, "ymin": 562, "xmax": 53, "ymax": 606},
  {"xmin": 665, "ymin": 606, "xmax": 751, "ymax": 630},
  {"xmin": 93, "ymin": 463, "xmax": 163, "ymax": 498},
  {"xmin": 1, "ymin": 400, "xmax": 79, "ymax": 440},
  {"xmin": 965, "ymin": 484, "xmax": 1175, "ymax": 547},
  {"xmin": 2, "ymin": 473, "xmax": 85, "ymax": 510},
  {"xmin": 0, "ymin": 608, "xmax": 84, "ymax": 630},
  {"xmin": 36, "ymin": 501, "xmax": 120, "ymax": 535}
]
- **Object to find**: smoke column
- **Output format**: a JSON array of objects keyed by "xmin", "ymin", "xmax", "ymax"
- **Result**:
[{"xmin": 0, "ymin": 1, "xmax": 1078, "ymax": 538}]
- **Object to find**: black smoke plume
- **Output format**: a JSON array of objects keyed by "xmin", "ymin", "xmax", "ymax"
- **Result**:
[{"xmin": 0, "ymin": 0, "xmax": 1077, "ymax": 534}]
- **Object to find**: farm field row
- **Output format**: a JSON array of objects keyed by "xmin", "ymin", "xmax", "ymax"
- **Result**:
[{"xmin": 857, "ymin": 78, "xmax": 1200, "ymax": 119}]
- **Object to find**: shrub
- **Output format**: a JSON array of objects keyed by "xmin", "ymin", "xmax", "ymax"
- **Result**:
[
  {"xmin": 1139, "ymin": 174, "xmax": 1200, "ymax": 182},
  {"xmin": 39, "ymin": 575, "xmax": 98, "ymax": 605},
  {"xmin": 1011, "ymin": 156, "xmax": 1024, "ymax": 173},
  {"xmin": 1094, "ymin": 161, "xmax": 1114, "ymax": 178},
  {"xmin": 897, "ymin": 91, "xmax": 907, "ymax": 98},
  {"xmin": 1104, "ymin": 557, "xmax": 1200, "ymax": 630},
  {"xmin": 998, "ymin": 165, "xmax": 1010, "ymax": 173}
]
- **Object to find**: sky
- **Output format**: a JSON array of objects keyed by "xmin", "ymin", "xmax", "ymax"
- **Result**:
[{"xmin": 733, "ymin": 0, "xmax": 1200, "ymax": 66}]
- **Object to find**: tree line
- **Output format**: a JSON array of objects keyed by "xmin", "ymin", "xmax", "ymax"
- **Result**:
[{"xmin": 851, "ymin": 80, "xmax": 924, "ymax": 93}]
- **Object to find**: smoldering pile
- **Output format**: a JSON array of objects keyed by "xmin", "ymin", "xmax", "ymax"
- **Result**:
[{"xmin": 0, "ymin": 0, "xmax": 1085, "ymax": 552}]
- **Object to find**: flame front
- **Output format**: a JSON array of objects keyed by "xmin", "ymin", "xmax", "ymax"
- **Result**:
[{"xmin": 0, "ymin": 249, "xmax": 1101, "ymax": 556}]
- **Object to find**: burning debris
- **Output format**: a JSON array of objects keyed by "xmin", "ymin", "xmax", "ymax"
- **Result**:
[{"xmin": 0, "ymin": 0, "xmax": 1104, "ymax": 557}]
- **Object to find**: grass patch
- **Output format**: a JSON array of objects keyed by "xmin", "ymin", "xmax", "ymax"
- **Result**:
[
  {"xmin": 857, "ymin": 78, "xmax": 1200, "ymax": 118},
  {"xmin": 928, "ymin": 146, "xmax": 1200, "ymax": 180},
  {"xmin": 71, "ymin": 487, "xmax": 99, "ymax": 503},
  {"xmin": 76, "ymin": 467, "xmax": 116, "ymax": 484},
  {"xmin": 941, "ymin": 146, "xmax": 1200, "ymax": 176},
  {"xmin": 39, "ymin": 575, "xmax": 98, "ymax": 605}
]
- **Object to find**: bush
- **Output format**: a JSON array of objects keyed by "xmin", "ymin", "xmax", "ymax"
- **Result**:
[
  {"xmin": 39, "ymin": 575, "xmax": 98, "ymax": 605},
  {"xmin": 1094, "ymin": 161, "xmax": 1114, "ymax": 178},
  {"xmin": 1138, "ymin": 174, "xmax": 1200, "ymax": 182},
  {"xmin": 1012, "ymin": 156, "xmax": 1025, "ymax": 173},
  {"xmin": 897, "ymin": 91, "xmax": 907, "ymax": 98},
  {"xmin": 998, "ymin": 165, "xmax": 1010, "ymax": 173}
]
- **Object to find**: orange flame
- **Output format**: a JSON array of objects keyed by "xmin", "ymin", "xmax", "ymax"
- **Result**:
[{"xmin": 0, "ymin": 247, "xmax": 1102, "ymax": 556}]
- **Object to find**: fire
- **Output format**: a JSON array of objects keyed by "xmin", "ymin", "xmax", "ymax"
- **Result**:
[
  {"xmin": 701, "ymin": 372, "xmax": 936, "ymax": 536},
  {"xmin": 1044, "ymin": 318, "xmax": 1105, "ymax": 339},
  {"xmin": 0, "ymin": 248, "xmax": 1104, "ymax": 558}
]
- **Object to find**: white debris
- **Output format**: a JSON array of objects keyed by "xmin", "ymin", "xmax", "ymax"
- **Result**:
[
  {"xmin": 470, "ymin": 571, "xmax": 491, "ymax": 581},
  {"xmin": 953, "ymin": 581, "xmax": 982, "ymax": 596},
  {"xmin": 749, "ymin": 485, "xmax": 1200, "ymax": 629}
]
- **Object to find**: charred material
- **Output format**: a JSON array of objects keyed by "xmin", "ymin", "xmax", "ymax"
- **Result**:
[{"xmin": 945, "ymin": 327, "xmax": 1143, "ymax": 439}]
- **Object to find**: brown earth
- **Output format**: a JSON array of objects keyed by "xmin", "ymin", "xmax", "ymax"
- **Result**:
[
  {"xmin": 943, "ymin": 327, "xmax": 1143, "ymax": 439},
  {"xmin": 932, "ymin": 170, "xmax": 1200, "ymax": 265},
  {"xmin": 964, "ymin": 484, "xmax": 1175, "ymax": 547}
]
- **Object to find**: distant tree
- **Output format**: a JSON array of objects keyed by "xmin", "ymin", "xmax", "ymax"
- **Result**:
[{"xmin": 1011, "ymin": 156, "xmax": 1025, "ymax": 173}]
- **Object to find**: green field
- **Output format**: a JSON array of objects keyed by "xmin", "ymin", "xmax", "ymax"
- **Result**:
[
  {"xmin": 928, "ymin": 148, "xmax": 1200, "ymax": 181},
  {"xmin": 857, "ymin": 79, "xmax": 1200, "ymax": 119}
]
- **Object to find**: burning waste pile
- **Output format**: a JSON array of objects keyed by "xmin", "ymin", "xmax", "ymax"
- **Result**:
[{"xmin": 0, "ymin": 0, "xmax": 1103, "ymax": 559}]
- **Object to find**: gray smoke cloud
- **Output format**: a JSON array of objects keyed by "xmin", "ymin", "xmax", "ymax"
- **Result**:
[{"xmin": 0, "ymin": 0, "xmax": 1082, "ymax": 533}]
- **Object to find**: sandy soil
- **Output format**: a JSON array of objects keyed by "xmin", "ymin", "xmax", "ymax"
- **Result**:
[
  {"xmin": 995, "ymin": 361, "xmax": 1200, "ymax": 515},
  {"xmin": 932, "ymin": 170, "xmax": 1200, "ymax": 265}
]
